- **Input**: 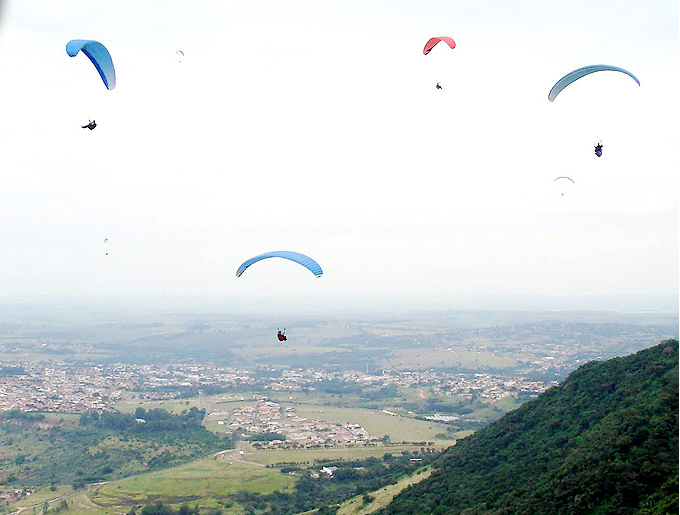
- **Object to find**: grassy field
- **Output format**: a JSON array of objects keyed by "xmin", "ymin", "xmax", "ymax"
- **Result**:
[
  {"xmin": 240, "ymin": 444, "xmax": 436, "ymax": 466},
  {"xmin": 92, "ymin": 457, "xmax": 295, "ymax": 512},
  {"xmin": 115, "ymin": 395, "xmax": 254, "ymax": 417},
  {"xmin": 12, "ymin": 486, "xmax": 74, "ymax": 509},
  {"xmin": 53, "ymin": 492, "xmax": 114, "ymax": 515},
  {"xmin": 266, "ymin": 390, "xmax": 365, "ymax": 409},
  {"xmin": 270, "ymin": 386, "xmax": 460, "ymax": 411}
]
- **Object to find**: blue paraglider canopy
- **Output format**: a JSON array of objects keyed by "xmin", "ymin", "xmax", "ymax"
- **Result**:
[
  {"xmin": 548, "ymin": 65, "xmax": 639, "ymax": 102},
  {"xmin": 236, "ymin": 251, "xmax": 323, "ymax": 278},
  {"xmin": 66, "ymin": 39, "xmax": 116, "ymax": 90}
]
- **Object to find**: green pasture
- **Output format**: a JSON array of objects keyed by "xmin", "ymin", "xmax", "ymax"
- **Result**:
[
  {"xmin": 43, "ymin": 492, "xmax": 116, "ymax": 515},
  {"xmin": 271, "ymin": 387, "xmax": 459, "ymax": 418},
  {"xmin": 241, "ymin": 444, "xmax": 432, "ymax": 466},
  {"xmin": 12, "ymin": 486, "xmax": 74, "ymax": 509},
  {"xmin": 266, "ymin": 390, "xmax": 365, "ymax": 409},
  {"xmin": 115, "ymin": 394, "xmax": 256, "ymax": 417},
  {"xmin": 386, "ymin": 386, "xmax": 434, "ymax": 407},
  {"xmin": 202, "ymin": 420, "xmax": 233, "ymax": 435},
  {"xmin": 93, "ymin": 457, "xmax": 294, "ymax": 511}
]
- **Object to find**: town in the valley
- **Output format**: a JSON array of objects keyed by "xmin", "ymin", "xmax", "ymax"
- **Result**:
[{"xmin": 0, "ymin": 361, "xmax": 559, "ymax": 416}]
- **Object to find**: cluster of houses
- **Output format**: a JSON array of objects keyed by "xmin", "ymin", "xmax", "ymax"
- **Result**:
[
  {"xmin": 213, "ymin": 399, "xmax": 378, "ymax": 447},
  {"xmin": 0, "ymin": 487, "xmax": 35, "ymax": 507},
  {"xmin": 432, "ymin": 372, "xmax": 558, "ymax": 401},
  {"xmin": 0, "ymin": 359, "xmax": 557, "ymax": 415}
]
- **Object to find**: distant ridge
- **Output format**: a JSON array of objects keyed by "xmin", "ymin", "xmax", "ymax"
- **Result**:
[{"xmin": 380, "ymin": 340, "xmax": 679, "ymax": 515}]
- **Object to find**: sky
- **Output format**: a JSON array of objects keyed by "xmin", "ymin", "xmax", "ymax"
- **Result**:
[{"xmin": 0, "ymin": 0, "xmax": 677, "ymax": 313}]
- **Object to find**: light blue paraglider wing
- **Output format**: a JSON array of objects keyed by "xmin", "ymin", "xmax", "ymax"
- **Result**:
[
  {"xmin": 66, "ymin": 40, "xmax": 116, "ymax": 90},
  {"xmin": 548, "ymin": 65, "xmax": 639, "ymax": 102},
  {"xmin": 236, "ymin": 251, "xmax": 323, "ymax": 278}
]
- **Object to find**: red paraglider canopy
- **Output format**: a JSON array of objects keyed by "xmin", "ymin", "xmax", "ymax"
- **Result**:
[{"xmin": 423, "ymin": 37, "xmax": 456, "ymax": 55}]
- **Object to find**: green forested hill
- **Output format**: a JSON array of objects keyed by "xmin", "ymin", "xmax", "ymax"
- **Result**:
[{"xmin": 380, "ymin": 339, "xmax": 679, "ymax": 515}]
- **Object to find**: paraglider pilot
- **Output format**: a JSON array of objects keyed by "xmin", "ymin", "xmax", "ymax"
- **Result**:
[
  {"xmin": 277, "ymin": 329, "xmax": 287, "ymax": 342},
  {"xmin": 436, "ymin": 82, "xmax": 442, "ymax": 90},
  {"xmin": 594, "ymin": 142, "xmax": 603, "ymax": 157},
  {"xmin": 82, "ymin": 120, "xmax": 97, "ymax": 130}
]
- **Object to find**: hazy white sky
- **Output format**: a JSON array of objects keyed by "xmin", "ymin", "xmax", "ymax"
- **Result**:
[{"xmin": 0, "ymin": 0, "xmax": 677, "ymax": 311}]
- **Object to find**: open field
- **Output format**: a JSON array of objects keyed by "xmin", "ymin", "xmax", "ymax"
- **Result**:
[
  {"xmin": 91, "ymin": 457, "xmax": 294, "ymax": 512},
  {"xmin": 53, "ymin": 492, "xmax": 114, "ymax": 515},
  {"xmin": 267, "ymin": 391, "xmax": 366, "ymax": 409},
  {"xmin": 240, "ymin": 444, "xmax": 439, "ymax": 466},
  {"xmin": 115, "ymin": 395, "xmax": 254, "ymax": 417},
  {"xmin": 12, "ymin": 486, "xmax": 74, "ymax": 509}
]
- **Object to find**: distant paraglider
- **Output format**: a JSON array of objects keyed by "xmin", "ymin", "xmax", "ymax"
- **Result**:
[
  {"xmin": 81, "ymin": 120, "xmax": 97, "ymax": 130},
  {"xmin": 66, "ymin": 40, "xmax": 116, "ymax": 90},
  {"xmin": 548, "ymin": 65, "xmax": 639, "ymax": 102},
  {"xmin": 236, "ymin": 251, "xmax": 323, "ymax": 278},
  {"xmin": 436, "ymin": 82, "xmax": 442, "ymax": 90},
  {"xmin": 103, "ymin": 238, "xmax": 113, "ymax": 255},
  {"xmin": 176, "ymin": 50, "xmax": 184, "ymax": 63},
  {"xmin": 277, "ymin": 329, "xmax": 287, "ymax": 342},
  {"xmin": 594, "ymin": 142, "xmax": 603, "ymax": 158},
  {"xmin": 554, "ymin": 176, "xmax": 575, "ymax": 196}
]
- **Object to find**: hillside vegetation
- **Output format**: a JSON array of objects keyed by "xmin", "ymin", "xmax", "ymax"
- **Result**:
[
  {"xmin": 380, "ymin": 340, "xmax": 679, "ymax": 515},
  {"xmin": 0, "ymin": 408, "xmax": 230, "ymax": 488}
]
